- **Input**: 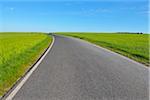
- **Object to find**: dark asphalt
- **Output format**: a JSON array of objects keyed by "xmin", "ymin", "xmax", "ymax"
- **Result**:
[{"xmin": 12, "ymin": 35, "xmax": 149, "ymax": 100}]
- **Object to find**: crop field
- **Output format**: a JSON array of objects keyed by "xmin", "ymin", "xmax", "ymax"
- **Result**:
[
  {"xmin": 0, "ymin": 32, "xmax": 52, "ymax": 95},
  {"xmin": 57, "ymin": 32, "xmax": 149, "ymax": 66}
]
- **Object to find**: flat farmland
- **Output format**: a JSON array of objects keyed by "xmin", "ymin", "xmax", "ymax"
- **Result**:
[
  {"xmin": 57, "ymin": 32, "xmax": 149, "ymax": 66},
  {"xmin": 0, "ymin": 33, "xmax": 52, "ymax": 95}
]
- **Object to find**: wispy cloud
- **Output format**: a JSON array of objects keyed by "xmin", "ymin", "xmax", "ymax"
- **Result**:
[
  {"xmin": 79, "ymin": 8, "xmax": 111, "ymax": 16},
  {"xmin": 95, "ymin": 8, "xmax": 111, "ymax": 13},
  {"xmin": 4, "ymin": 7, "xmax": 15, "ymax": 12},
  {"xmin": 38, "ymin": 8, "xmax": 111, "ymax": 16},
  {"xmin": 121, "ymin": 7, "xmax": 137, "ymax": 10},
  {"xmin": 10, "ymin": 7, "xmax": 14, "ymax": 11},
  {"xmin": 139, "ymin": 10, "xmax": 150, "ymax": 14}
]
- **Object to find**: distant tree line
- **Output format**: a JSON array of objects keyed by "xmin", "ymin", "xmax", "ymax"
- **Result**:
[
  {"xmin": 117, "ymin": 32, "xmax": 143, "ymax": 34},
  {"xmin": 48, "ymin": 32, "xmax": 54, "ymax": 35}
]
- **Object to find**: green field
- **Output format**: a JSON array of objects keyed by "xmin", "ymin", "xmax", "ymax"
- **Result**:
[
  {"xmin": 57, "ymin": 32, "xmax": 149, "ymax": 66},
  {"xmin": 0, "ymin": 32, "xmax": 52, "ymax": 95}
]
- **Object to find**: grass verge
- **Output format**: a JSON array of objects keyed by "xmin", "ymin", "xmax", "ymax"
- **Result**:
[
  {"xmin": 0, "ymin": 32, "xmax": 52, "ymax": 96},
  {"xmin": 56, "ymin": 32, "xmax": 149, "ymax": 66}
]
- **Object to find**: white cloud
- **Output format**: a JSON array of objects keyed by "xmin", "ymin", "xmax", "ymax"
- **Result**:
[
  {"xmin": 10, "ymin": 7, "xmax": 14, "ymax": 11},
  {"xmin": 64, "ymin": 8, "xmax": 111, "ymax": 16},
  {"xmin": 95, "ymin": 8, "xmax": 111, "ymax": 13},
  {"xmin": 121, "ymin": 7, "xmax": 137, "ymax": 10},
  {"xmin": 140, "ymin": 10, "xmax": 150, "ymax": 14}
]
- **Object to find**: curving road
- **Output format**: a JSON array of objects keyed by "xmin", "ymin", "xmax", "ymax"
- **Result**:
[{"xmin": 11, "ymin": 35, "xmax": 148, "ymax": 100}]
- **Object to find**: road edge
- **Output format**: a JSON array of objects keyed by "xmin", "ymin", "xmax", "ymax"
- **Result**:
[
  {"xmin": 56, "ymin": 34, "xmax": 148, "ymax": 69},
  {"xmin": 2, "ymin": 35, "xmax": 55, "ymax": 100}
]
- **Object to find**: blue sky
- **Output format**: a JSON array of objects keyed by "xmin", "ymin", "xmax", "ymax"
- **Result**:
[{"xmin": 0, "ymin": 0, "xmax": 148, "ymax": 33}]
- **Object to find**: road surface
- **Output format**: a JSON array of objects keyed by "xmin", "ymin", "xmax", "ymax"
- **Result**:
[{"xmin": 10, "ymin": 35, "xmax": 149, "ymax": 100}]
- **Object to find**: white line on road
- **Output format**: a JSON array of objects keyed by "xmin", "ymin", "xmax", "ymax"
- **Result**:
[
  {"xmin": 5, "ymin": 36, "xmax": 55, "ymax": 100},
  {"xmin": 58, "ymin": 34, "xmax": 148, "ymax": 69}
]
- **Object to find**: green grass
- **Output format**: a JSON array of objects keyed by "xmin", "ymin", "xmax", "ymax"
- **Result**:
[
  {"xmin": 57, "ymin": 32, "xmax": 149, "ymax": 66},
  {"xmin": 0, "ymin": 32, "xmax": 52, "ymax": 95}
]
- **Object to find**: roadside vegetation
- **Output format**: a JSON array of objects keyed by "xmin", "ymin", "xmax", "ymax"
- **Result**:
[
  {"xmin": 57, "ymin": 32, "xmax": 149, "ymax": 66},
  {"xmin": 0, "ymin": 32, "xmax": 52, "ymax": 95}
]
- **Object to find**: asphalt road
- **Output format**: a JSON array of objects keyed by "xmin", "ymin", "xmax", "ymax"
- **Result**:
[{"xmin": 11, "ymin": 35, "xmax": 148, "ymax": 100}]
